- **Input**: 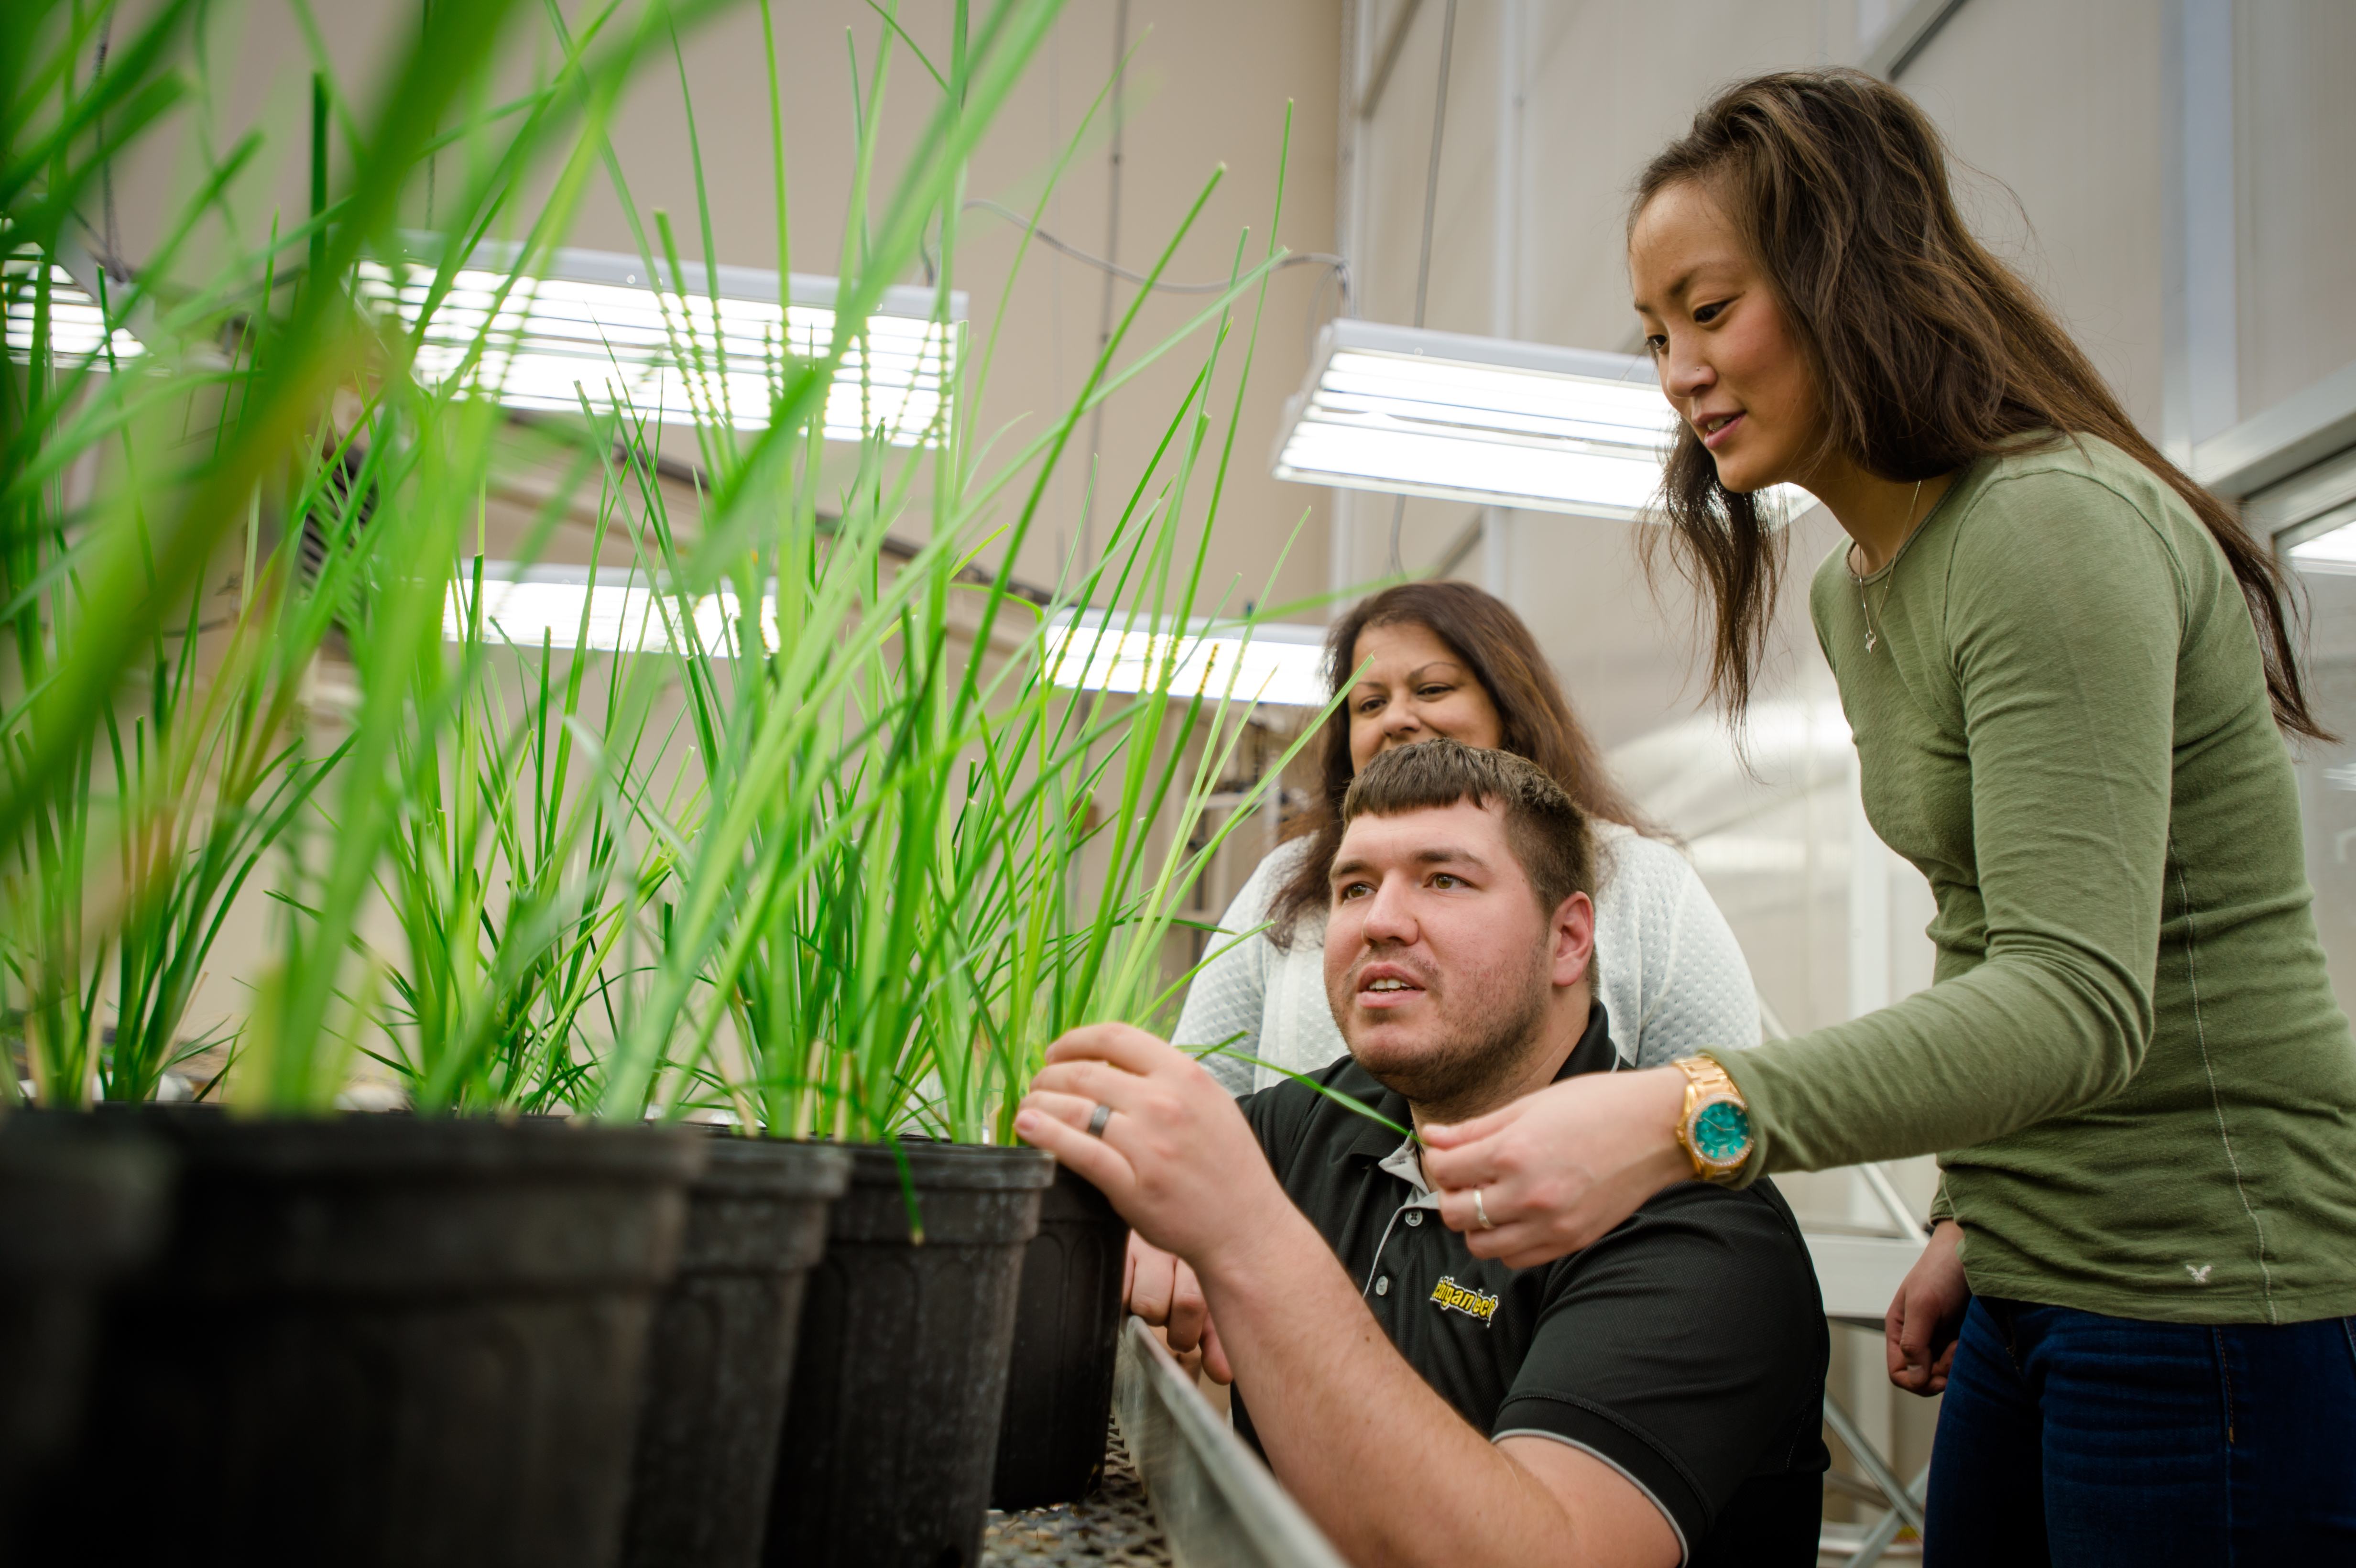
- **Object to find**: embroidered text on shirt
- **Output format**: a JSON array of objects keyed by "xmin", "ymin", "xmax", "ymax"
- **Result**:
[{"xmin": 1430, "ymin": 1274, "xmax": 1500, "ymax": 1326}]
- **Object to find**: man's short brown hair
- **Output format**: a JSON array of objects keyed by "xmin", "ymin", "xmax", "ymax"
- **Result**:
[{"xmin": 1340, "ymin": 740, "xmax": 1594, "ymax": 914}]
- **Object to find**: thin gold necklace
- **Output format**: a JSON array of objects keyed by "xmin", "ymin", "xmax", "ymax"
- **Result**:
[{"xmin": 1855, "ymin": 478, "xmax": 1925, "ymax": 653}]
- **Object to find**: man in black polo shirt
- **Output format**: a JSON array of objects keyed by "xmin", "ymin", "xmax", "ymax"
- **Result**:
[{"xmin": 1016, "ymin": 741, "xmax": 1827, "ymax": 1567}]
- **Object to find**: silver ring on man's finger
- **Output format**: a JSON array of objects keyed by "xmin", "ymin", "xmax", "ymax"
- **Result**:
[
  {"xmin": 1087, "ymin": 1101, "xmax": 1114, "ymax": 1138},
  {"xmin": 1473, "ymin": 1187, "xmax": 1495, "ymax": 1230}
]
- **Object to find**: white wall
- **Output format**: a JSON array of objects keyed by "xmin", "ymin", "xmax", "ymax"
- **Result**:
[{"xmin": 2237, "ymin": 0, "xmax": 2356, "ymax": 415}]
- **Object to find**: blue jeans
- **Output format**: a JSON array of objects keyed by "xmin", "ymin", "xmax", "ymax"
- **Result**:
[{"xmin": 1924, "ymin": 1296, "xmax": 2356, "ymax": 1565}]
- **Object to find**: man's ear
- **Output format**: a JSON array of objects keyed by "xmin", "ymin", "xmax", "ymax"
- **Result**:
[{"xmin": 1549, "ymin": 889, "xmax": 1595, "ymax": 990}]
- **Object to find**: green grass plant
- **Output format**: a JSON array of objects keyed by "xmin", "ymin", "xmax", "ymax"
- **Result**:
[
  {"xmin": 0, "ymin": 0, "xmax": 732, "ymax": 1110},
  {"xmin": 583, "ymin": 20, "xmax": 1336, "ymax": 1144},
  {"xmin": 3, "ymin": 0, "xmax": 1339, "ymax": 1136}
]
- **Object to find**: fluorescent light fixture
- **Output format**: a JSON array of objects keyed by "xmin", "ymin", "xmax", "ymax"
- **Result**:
[
  {"xmin": 4, "ymin": 252, "xmax": 143, "ymax": 365},
  {"xmin": 1271, "ymin": 318, "xmax": 1809, "ymax": 524},
  {"xmin": 445, "ymin": 573, "xmax": 1336, "ymax": 707},
  {"xmin": 361, "ymin": 241, "xmax": 962, "ymax": 445},
  {"xmin": 2284, "ymin": 513, "xmax": 2356, "ymax": 576},
  {"xmin": 1043, "ymin": 611, "xmax": 1331, "ymax": 708},
  {"xmin": 443, "ymin": 563, "xmax": 775, "ymax": 654}
]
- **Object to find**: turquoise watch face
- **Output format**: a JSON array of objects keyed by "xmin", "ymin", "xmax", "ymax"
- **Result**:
[{"xmin": 1691, "ymin": 1100, "xmax": 1751, "ymax": 1165}]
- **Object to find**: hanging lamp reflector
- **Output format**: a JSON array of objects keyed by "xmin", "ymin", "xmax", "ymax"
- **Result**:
[
  {"xmin": 1042, "ymin": 611, "xmax": 1332, "ymax": 709},
  {"xmin": 1271, "ymin": 318, "xmax": 1808, "ymax": 524},
  {"xmin": 362, "ymin": 240, "xmax": 962, "ymax": 446}
]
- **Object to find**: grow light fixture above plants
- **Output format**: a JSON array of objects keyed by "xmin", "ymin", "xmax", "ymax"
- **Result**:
[
  {"xmin": 3, "ymin": 252, "xmax": 143, "ymax": 365},
  {"xmin": 1042, "ymin": 610, "xmax": 1331, "ymax": 708},
  {"xmin": 444, "ymin": 563, "xmax": 776, "ymax": 654},
  {"xmin": 360, "ymin": 241, "xmax": 962, "ymax": 445},
  {"xmin": 2283, "ymin": 517, "xmax": 2356, "ymax": 575},
  {"xmin": 1270, "ymin": 318, "xmax": 1809, "ymax": 524}
]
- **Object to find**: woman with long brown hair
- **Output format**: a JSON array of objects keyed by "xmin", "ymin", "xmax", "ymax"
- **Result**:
[
  {"xmin": 1173, "ymin": 578, "xmax": 1758, "ymax": 1092},
  {"xmin": 1418, "ymin": 68, "xmax": 2356, "ymax": 1560}
]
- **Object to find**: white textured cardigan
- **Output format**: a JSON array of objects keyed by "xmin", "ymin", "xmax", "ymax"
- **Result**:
[{"xmin": 1175, "ymin": 823, "xmax": 1762, "ymax": 1095}]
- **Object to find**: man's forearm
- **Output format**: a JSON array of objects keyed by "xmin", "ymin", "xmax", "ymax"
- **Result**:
[
  {"xmin": 1014, "ymin": 1024, "xmax": 1670, "ymax": 1567},
  {"xmin": 1195, "ymin": 1209, "xmax": 1585, "ymax": 1568}
]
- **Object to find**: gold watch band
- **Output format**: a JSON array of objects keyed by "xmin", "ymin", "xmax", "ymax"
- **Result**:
[
  {"xmin": 1672, "ymin": 1055, "xmax": 1750, "ymax": 1183},
  {"xmin": 1674, "ymin": 1055, "xmax": 1738, "ymax": 1100}
]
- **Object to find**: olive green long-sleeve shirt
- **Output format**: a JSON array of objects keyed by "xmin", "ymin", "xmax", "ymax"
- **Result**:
[{"xmin": 1709, "ymin": 433, "xmax": 2356, "ymax": 1324}]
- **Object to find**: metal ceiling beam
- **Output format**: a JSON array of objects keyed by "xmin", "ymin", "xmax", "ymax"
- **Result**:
[
  {"xmin": 2193, "ymin": 359, "xmax": 2356, "ymax": 502},
  {"xmin": 1861, "ymin": 0, "xmax": 1971, "ymax": 80},
  {"xmin": 1355, "ymin": 0, "xmax": 1426, "ymax": 120},
  {"xmin": 2162, "ymin": 0, "xmax": 2239, "ymax": 463}
]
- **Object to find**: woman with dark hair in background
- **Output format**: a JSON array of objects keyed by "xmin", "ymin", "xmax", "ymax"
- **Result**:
[
  {"xmin": 1416, "ymin": 68, "xmax": 2356, "ymax": 1562},
  {"xmin": 1174, "ymin": 578, "xmax": 1759, "ymax": 1091}
]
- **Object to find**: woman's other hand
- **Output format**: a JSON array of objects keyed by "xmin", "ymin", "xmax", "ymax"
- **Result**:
[
  {"xmin": 1420, "ymin": 1068, "xmax": 1691, "ymax": 1269},
  {"xmin": 1886, "ymin": 1221, "xmax": 1968, "ymax": 1396}
]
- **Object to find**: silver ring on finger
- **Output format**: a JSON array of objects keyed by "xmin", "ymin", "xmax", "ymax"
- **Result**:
[
  {"xmin": 1087, "ymin": 1101, "xmax": 1114, "ymax": 1138},
  {"xmin": 1473, "ymin": 1186, "xmax": 1495, "ymax": 1230}
]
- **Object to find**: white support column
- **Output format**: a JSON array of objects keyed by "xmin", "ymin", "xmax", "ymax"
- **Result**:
[
  {"xmin": 2162, "ymin": 0, "xmax": 2238, "ymax": 464},
  {"xmin": 1481, "ymin": 0, "xmax": 1526, "ymax": 608},
  {"xmin": 1845, "ymin": 746, "xmax": 1897, "ymax": 1467},
  {"xmin": 1330, "ymin": 0, "xmax": 1377, "ymax": 614},
  {"xmin": 1847, "ymin": 751, "xmax": 1892, "ymax": 1024},
  {"xmin": 1489, "ymin": 0, "xmax": 1523, "ymax": 343},
  {"xmin": 1481, "ymin": 506, "xmax": 1512, "ymax": 601}
]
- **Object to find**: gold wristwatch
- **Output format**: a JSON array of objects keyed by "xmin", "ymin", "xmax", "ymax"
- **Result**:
[{"xmin": 1672, "ymin": 1056, "xmax": 1753, "ymax": 1184}]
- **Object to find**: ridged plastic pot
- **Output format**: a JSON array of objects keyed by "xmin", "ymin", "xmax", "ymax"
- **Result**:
[
  {"xmin": 0, "ymin": 1117, "xmax": 171, "ymax": 1541},
  {"xmin": 990, "ymin": 1163, "xmax": 1129, "ymax": 1508},
  {"xmin": 762, "ymin": 1141, "xmax": 1055, "ymax": 1568},
  {"xmin": 46, "ymin": 1112, "xmax": 702, "ymax": 1568},
  {"xmin": 622, "ymin": 1136, "xmax": 850, "ymax": 1568}
]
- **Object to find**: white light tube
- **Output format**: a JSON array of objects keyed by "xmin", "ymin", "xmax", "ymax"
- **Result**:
[
  {"xmin": 1271, "ymin": 318, "xmax": 1808, "ymax": 524},
  {"xmin": 2286, "ymin": 518, "xmax": 2356, "ymax": 576},
  {"xmin": 364, "ymin": 241, "xmax": 962, "ymax": 446},
  {"xmin": 1042, "ymin": 611, "xmax": 1331, "ymax": 709},
  {"xmin": 446, "ymin": 577, "xmax": 1336, "ymax": 708},
  {"xmin": 4, "ymin": 254, "xmax": 143, "ymax": 365},
  {"xmin": 443, "ymin": 563, "xmax": 775, "ymax": 654}
]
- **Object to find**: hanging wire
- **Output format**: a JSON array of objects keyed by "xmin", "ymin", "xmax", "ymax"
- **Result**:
[
  {"xmin": 961, "ymin": 199, "xmax": 1350, "ymax": 301},
  {"xmin": 1390, "ymin": 0, "xmax": 1458, "ymax": 580},
  {"xmin": 1080, "ymin": 0, "xmax": 1132, "ymax": 575},
  {"xmin": 97, "ymin": 17, "xmax": 121, "ymax": 274},
  {"xmin": 1411, "ymin": 0, "xmax": 1457, "ymax": 335}
]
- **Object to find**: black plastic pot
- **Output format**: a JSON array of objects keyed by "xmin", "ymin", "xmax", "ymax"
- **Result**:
[
  {"xmin": 763, "ymin": 1140, "xmax": 1055, "ymax": 1568},
  {"xmin": 44, "ymin": 1112, "xmax": 702, "ymax": 1568},
  {"xmin": 990, "ymin": 1162, "xmax": 1129, "ymax": 1508},
  {"xmin": 622, "ymin": 1136, "xmax": 851, "ymax": 1568},
  {"xmin": 0, "ymin": 1116, "xmax": 171, "ymax": 1535}
]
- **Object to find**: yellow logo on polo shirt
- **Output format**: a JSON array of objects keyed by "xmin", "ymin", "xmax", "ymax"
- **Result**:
[{"xmin": 1429, "ymin": 1274, "xmax": 1499, "ymax": 1325}]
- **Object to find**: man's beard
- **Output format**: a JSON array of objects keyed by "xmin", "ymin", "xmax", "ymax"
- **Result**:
[{"xmin": 1335, "ymin": 939, "xmax": 1552, "ymax": 1122}]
